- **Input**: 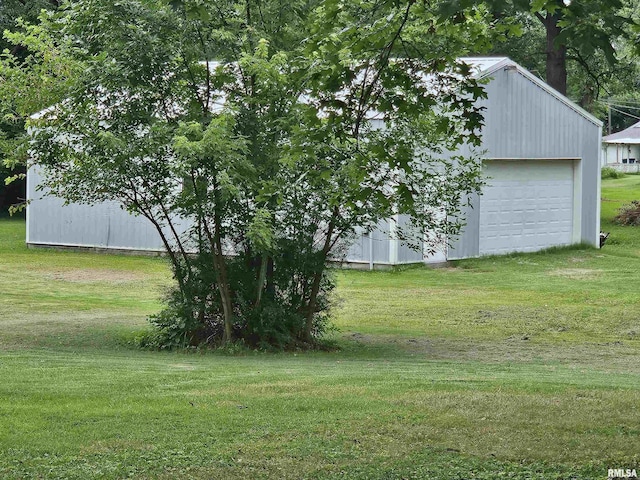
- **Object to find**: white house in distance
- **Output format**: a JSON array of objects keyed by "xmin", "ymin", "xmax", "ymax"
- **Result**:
[
  {"xmin": 602, "ymin": 121, "xmax": 640, "ymax": 173},
  {"xmin": 27, "ymin": 57, "xmax": 603, "ymax": 267}
]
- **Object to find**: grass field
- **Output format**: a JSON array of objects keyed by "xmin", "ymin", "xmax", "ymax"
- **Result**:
[{"xmin": 1, "ymin": 177, "xmax": 639, "ymax": 479}]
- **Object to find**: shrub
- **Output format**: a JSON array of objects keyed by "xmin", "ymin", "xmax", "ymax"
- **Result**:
[
  {"xmin": 601, "ymin": 167, "xmax": 625, "ymax": 179},
  {"xmin": 613, "ymin": 200, "xmax": 640, "ymax": 226},
  {"xmin": 142, "ymin": 247, "xmax": 336, "ymax": 351}
]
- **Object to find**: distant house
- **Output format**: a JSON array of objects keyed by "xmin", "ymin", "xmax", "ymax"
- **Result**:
[
  {"xmin": 27, "ymin": 57, "xmax": 602, "ymax": 266},
  {"xmin": 602, "ymin": 121, "xmax": 640, "ymax": 173}
]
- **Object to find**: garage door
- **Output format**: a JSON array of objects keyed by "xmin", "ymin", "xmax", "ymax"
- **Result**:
[{"xmin": 479, "ymin": 160, "xmax": 575, "ymax": 256}]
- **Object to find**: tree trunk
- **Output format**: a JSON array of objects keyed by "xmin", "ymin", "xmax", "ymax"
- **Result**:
[
  {"xmin": 266, "ymin": 257, "xmax": 275, "ymax": 298},
  {"xmin": 543, "ymin": 12, "xmax": 567, "ymax": 96},
  {"xmin": 304, "ymin": 208, "xmax": 339, "ymax": 342},
  {"xmin": 254, "ymin": 255, "xmax": 268, "ymax": 307},
  {"xmin": 192, "ymin": 172, "xmax": 235, "ymax": 344},
  {"xmin": 579, "ymin": 84, "xmax": 595, "ymax": 110},
  {"xmin": 202, "ymin": 216, "xmax": 234, "ymax": 343},
  {"xmin": 214, "ymin": 249, "xmax": 234, "ymax": 343},
  {"xmin": 212, "ymin": 207, "xmax": 234, "ymax": 344}
]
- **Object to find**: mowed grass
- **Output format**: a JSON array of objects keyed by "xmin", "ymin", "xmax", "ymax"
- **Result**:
[
  {"xmin": 1, "ymin": 176, "xmax": 640, "ymax": 479},
  {"xmin": 0, "ymin": 219, "xmax": 171, "ymax": 349},
  {"xmin": 601, "ymin": 173, "xmax": 640, "ymax": 249}
]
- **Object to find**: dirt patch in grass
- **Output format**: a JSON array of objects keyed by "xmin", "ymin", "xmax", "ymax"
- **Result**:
[
  {"xmin": 549, "ymin": 268, "xmax": 601, "ymax": 279},
  {"xmin": 568, "ymin": 256, "xmax": 586, "ymax": 263},
  {"xmin": 169, "ymin": 363, "xmax": 199, "ymax": 371},
  {"xmin": 345, "ymin": 332, "xmax": 640, "ymax": 373},
  {"xmin": 45, "ymin": 268, "xmax": 146, "ymax": 283}
]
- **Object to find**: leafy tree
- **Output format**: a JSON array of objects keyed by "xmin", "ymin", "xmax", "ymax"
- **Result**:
[
  {"xmin": 444, "ymin": 0, "xmax": 634, "ymax": 97},
  {"xmin": 2, "ymin": 0, "xmax": 489, "ymax": 348},
  {"xmin": 0, "ymin": 0, "xmax": 62, "ymax": 213},
  {"xmin": 593, "ymin": 1, "xmax": 640, "ymax": 133},
  {"xmin": 525, "ymin": 0, "xmax": 630, "ymax": 96},
  {"xmin": 485, "ymin": 7, "xmax": 640, "ymax": 118},
  {"xmin": 0, "ymin": 0, "xmax": 61, "ymax": 53},
  {"xmin": 483, "ymin": 0, "xmax": 640, "ymax": 135}
]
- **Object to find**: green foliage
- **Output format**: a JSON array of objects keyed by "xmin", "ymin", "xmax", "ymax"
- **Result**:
[
  {"xmin": 243, "ymin": 303, "xmax": 308, "ymax": 351},
  {"xmin": 0, "ymin": 5, "xmax": 83, "ymax": 212},
  {"xmin": 477, "ymin": 0, "xmax": 636, "ymax": 104},
  {"xmin": 147, "ymin": 250, "xmax": 335, "ymax": 350},
  {"xmin": 3, "ymin": 0, "xmax": 490, "ymax": 349},
  {"xmin": 613, "ymin": 200, "xmax": 640, "ymax": 225},
  {"xmin": 0, "ymin": 0, "xmax": 60, "ymax": 55},
  {"xmin": 602, "ymin": 166, "xmax": 625, "ymax": 179}
]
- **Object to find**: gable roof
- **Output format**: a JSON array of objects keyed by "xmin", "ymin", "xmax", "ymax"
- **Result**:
[
  {"xmin": 459, "ymin": 57, "xmax": 603, "ymax": 128},
  {"xmin": 459, "ymin": 56, "xmax": 509, "ymax": 75},
  {"xmin": 33, "ymin": 56, "xmax": 603, "ymax": 129},
  {"xmin": 603, "ymin": 121, "xmax": 640, "ymax": 144}
]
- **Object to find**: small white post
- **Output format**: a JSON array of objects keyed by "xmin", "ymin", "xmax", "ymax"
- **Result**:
[
  {"xmin": 389, "ymin": 214, "xmax": 399, "ymax": 265},
  {"xmin": 368, "ymin": 232, "xmax": 374, "ymax": 271}
]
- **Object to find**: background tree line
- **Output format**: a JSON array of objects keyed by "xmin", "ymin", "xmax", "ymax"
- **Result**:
[
  {"xmin": 3, "ymin": 1, "xmax": 640, "ymax": 215},
  {"xmin": 0, "ymin": 0, "xmax": 61, "ymax": 214}
]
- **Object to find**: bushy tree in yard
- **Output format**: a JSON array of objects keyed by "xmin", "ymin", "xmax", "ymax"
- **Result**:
[{"xmin": 1, "ymin": 0, "xmax": 490, "ymax": 349}]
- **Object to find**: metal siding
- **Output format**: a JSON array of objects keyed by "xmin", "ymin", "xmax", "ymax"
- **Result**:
[
  {"xmin": 27, "ymin": 62, "xmax": 601, "ymax": 260},
  {"xmin": 372, "ymin": 220, "xmax": 391, "ymax": 263},
  {"xmin": 483, "ymin": 70, "xmax": 598, "ymax": 159},
  {"xmin": 343, "ymin": 220, "xmax": 391, "ymax": 265},
  {"xmin": 448, "ymin": 193, "xmax": 480, "ymax": 260},
  {"xmin": 396, "ymin": 214, "xmax": 424, "ymax": 263},
  {"xmin": 397, "ymin": 243, "xmax": 422, "ymax": 263},
  {"xmin": 343, "ymin": 229, "xmax": 366, "ymax": 262},
  {"xmin": 452, "ymin": 68, "xmax": 601, "ymax": 257},
  {"xmin": 27, "ymin": 167, "xmax": 186, "ymax": 251},
  {"xmin": 582, "ymin": 129, "xmax": 601, "ymax": 245}
]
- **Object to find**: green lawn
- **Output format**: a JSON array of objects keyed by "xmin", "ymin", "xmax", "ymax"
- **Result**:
[
  {"xmin": 1, "ymin": 178, "xmax": 639, "ymax": 479},
  {"xmin": 601, "ymin": 173, "xmax": 640, "ymax": 248}
]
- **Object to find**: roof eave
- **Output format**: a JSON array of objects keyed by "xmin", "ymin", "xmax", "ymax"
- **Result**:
[{"xmin": 603, "ymin": 139, "xmax": 640, "ymax": 145}]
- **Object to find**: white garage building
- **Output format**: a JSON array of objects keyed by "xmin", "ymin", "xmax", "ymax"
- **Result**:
[
  {"xmin": 345, "ymin": 57, "xmax": 602, "ymax": 266},
  {"xmin": 26, "ymin": 57, "xmax": 602, "ymax": 264}
]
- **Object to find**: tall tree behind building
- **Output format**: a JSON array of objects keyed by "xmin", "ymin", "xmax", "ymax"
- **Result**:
[{"xmin": 0, "ymin": 0, "xmax": 60, "ymax": 214}]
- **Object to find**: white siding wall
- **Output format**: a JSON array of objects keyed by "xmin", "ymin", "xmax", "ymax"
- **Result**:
[
  {"xmin": 448, "ymin": 66, "xmax": 601, "ymax": 260},
  {"xmin": 27, "ymin": 60, "xmax": 602, "ymax": 264},
  {"xmin": 603, "ymin": 144, "xmax": 640, "ymax": 172},
  {"xmin": 27, "ymin": 168, "xmax": 188, "ymax": 252}
]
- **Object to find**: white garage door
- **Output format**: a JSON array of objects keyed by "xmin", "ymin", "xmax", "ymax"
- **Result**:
[{"xmin": 479, "ymin": 160, "xmax": 575, "ymax": 256}]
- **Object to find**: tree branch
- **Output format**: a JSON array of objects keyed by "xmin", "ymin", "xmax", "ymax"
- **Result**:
[{"xmin": 354, "ymin": 0, "xmax": 415, "ymax": 135}]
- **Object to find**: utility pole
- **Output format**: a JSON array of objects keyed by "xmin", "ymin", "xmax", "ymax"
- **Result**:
[{"xmin": 608, "ymin": 103, "xmax": 612, "ymax": 135}]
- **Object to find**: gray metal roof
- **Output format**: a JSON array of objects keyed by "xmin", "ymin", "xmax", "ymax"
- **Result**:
[
  {"xmin": 458, "ymin": 56, "xmax": 509, "ymax": 75},
  {"xmin": 459, "ymin": 57, "xmax": 603, "ymax": 127},
  {"xmin": 603, "ymin": 121, "xmax": 640, "ymax": 144}
]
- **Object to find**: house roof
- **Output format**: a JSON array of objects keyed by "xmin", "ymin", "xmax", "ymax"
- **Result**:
[
  {"xmin": 33, "ymin": 56, "xmax": 603, "ymax": 129},
  {"xmin": 458, "ymin": 56, "xmax": 603, "ymax": 128},
  {"xmin": 603, "ymin": 121, "xmax": 640, "ymax": 144}
]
